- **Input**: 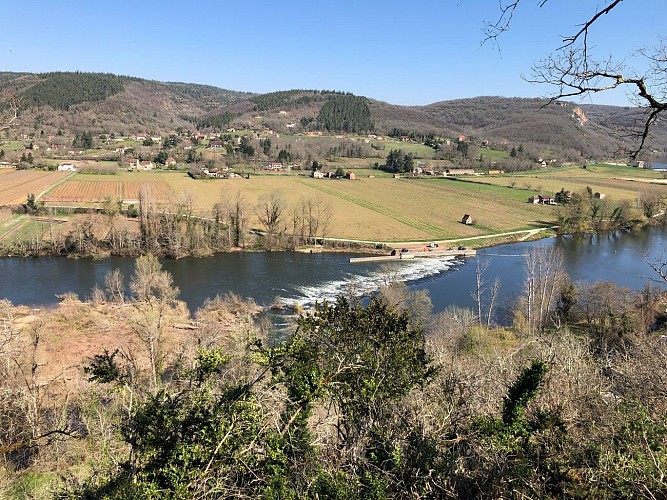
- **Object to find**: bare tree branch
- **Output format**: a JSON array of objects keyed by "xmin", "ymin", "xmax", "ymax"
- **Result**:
[
  {"xmin": 559, "ymin": 0, "xmax": 624, "ymax": 50},
  {"xmin": 0, "ymin": 91, "xmax": 21, "ymax": 133},
  {"xmin": 485, "ymin": 0, "xmax": 666, "ymax": 159},
  {"xmin": 527, "ymin": 45, "xmax": 667, "ymax": 158}
]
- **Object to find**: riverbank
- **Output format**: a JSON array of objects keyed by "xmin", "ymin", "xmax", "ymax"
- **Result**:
[
  {"xmin": 0, "ymin": 209, "xmax": 555, "ymax": 259},
  {"xmin": 1, "ymin": 193, "xmax": 664, "ymax": 263}
]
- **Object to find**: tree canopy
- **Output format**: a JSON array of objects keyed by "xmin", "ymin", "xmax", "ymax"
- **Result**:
[{"xmin": 316, "ymin": 95, "xmax": 375, "ymax": 133}]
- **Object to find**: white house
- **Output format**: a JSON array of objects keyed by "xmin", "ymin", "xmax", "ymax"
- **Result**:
[{"xmin": 57, "ymin": 163, "xmax": 76, "ymax": 172}]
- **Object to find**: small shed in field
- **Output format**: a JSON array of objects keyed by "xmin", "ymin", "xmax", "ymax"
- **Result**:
[{"xmin": 461, "ymin": 214, "xmax": 474, "ymax": 225}]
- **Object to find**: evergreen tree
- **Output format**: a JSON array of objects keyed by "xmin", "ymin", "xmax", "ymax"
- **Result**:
[
  {"xmin": 262, "ymin": 137, "xmax": 272, "ymax": 156},
  {"xmin": 277, "ymin": 148, "xmax": 292, "ymax": 164},
  {"xmin": 239, "ymin": 136, "xmax": 254, "ymax": 158},
  {"xmin": 316, "ymin": 95, "xmax": 374, "ymax": 133}
]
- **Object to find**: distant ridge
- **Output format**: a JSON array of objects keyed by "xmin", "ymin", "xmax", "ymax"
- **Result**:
[{"xmin": 0, "ymin": 71, "xmax": 664, "ymax": 159}]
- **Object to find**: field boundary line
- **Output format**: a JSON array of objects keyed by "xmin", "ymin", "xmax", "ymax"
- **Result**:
[{"xmin": 35, "ymin": 171, "xmax": 76, "ymax": 201}]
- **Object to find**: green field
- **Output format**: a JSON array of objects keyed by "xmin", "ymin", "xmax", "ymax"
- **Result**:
[
  {"xmin": 0, "ymin": 140, "xmax": 28, "ymax": 152},
  {"xmin": 16, "ymin": 161, "xmax": 661, "ymax": 243},
  {"xmin": 469, "ymin": 164, "xmax": 667, "ymax": 200},
  {"xmin": 478, "ymin": 147, "xmax": 509, "ymax": 161},
  {"xmin": 370, "ymin": 140, "xmax": 435, "ymax": 158}
]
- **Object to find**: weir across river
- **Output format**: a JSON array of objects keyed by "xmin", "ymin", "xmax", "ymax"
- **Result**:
[{"xmin": 349, "ymin": 248, "xmax": 476, "ymax": 264}]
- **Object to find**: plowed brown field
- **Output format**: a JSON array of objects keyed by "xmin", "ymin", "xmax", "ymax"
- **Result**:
[
  {"xmin": 43, "ymin": 179, "xmax": 173, "ymax": 203},
  {"xmin": 0, "ymin": 170, "xmax": 71, "ymax": 205}
]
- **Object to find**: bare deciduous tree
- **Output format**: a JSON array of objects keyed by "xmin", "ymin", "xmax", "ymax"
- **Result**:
[
  {"xmin": 256, "ymin": 191, "xmax": 286, "ymax": 248},
  {"xmin": 0, "ymin": 90, "xmax": 21, "ymax": 135},
  {"xmin": 485, "ymin": 0, "xmax": 667, "ymax": 157},
  {"xmin": 127, "ymin": 254, "xmax": 180, "ymax": 391},
  {"xmin": 139, "ymin": 184, "xmax": 159, "ymax": 253},
  {"xmin": 218, "ymin": 190, "xmax": 248, "ymax": 248},
  {"xmin": 292, "ymin": 197, "xmax": 334, "ymax": 245},
  {"xmin": 520, "ymin": 246, "xmax": 566, "ymax": 335},
  {"xmin": 104, "ymin": 268, "xmax": 125, "ymax": 304},
  {"xmin": 472, "ymin": 257, "xmax": 502, "ymax": 330}
]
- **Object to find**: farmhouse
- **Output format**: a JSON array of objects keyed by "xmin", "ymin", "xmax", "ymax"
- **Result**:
[
  {"xmin": 311, "ymin": 170, "xmax": 325, "ymax": 179},
  {"xmin": 264, "ymin": 162, "xmax": 284, "ymax": 172},
  {"xmin": 210, "ymin": 141, "xmax": 225, "ymax": 149},
  {"xmin": 138, "ymin": 161, "xmax": 153, "ymax": 171},
  {"xmin": 166, "ymin": 157, "xmax": 176, "ymax": 167},
  {"xmin": 346, "ymin": 172, "xmax": 356, "ymax": 180},
  {"xmin": 594, "ymin": 192, "xmax": 606, "ymax": 199},
  {"xmin": 529, "ymin": 194, "xmax": 556, "ymax": 205},
  {"xmin": 57, "ymin": 163, "xmax": 76, "ymax": 172}
]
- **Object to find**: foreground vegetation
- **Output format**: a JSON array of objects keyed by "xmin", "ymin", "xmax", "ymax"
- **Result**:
[{"xmin": 0, "ymin": 249, "xmax": 666, "ymax": 498}]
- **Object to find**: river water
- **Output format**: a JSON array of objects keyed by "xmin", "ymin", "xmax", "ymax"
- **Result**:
[{"xmin": 1, "ymin": 226, "xmax": 665, "ymax": 314}]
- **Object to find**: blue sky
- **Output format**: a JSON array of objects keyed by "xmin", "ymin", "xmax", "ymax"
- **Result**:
[{"xmin": 2, "ymin": 0, "xmax": 663, "ymax": 106}]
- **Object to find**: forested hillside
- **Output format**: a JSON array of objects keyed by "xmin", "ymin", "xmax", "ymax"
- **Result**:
[
  {"xmin": 316, "ymin": 95, "xmax": 374, "ymax": 133},
  {"xmin": 421, "ymin": 97, "xmax": 632, "ymax": 159},
  {"xmin": 19, "ymin": 72, "xmax": 134, "ymax": 110},
  {"xmin": 1, "ymin": 71, "xmax": 664, "ymax": 160}
]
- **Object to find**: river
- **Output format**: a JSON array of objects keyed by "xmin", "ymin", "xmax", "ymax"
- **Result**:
[{"xmin": 1, "ymin": 226, "xmax": 665, "ymax": 314}]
